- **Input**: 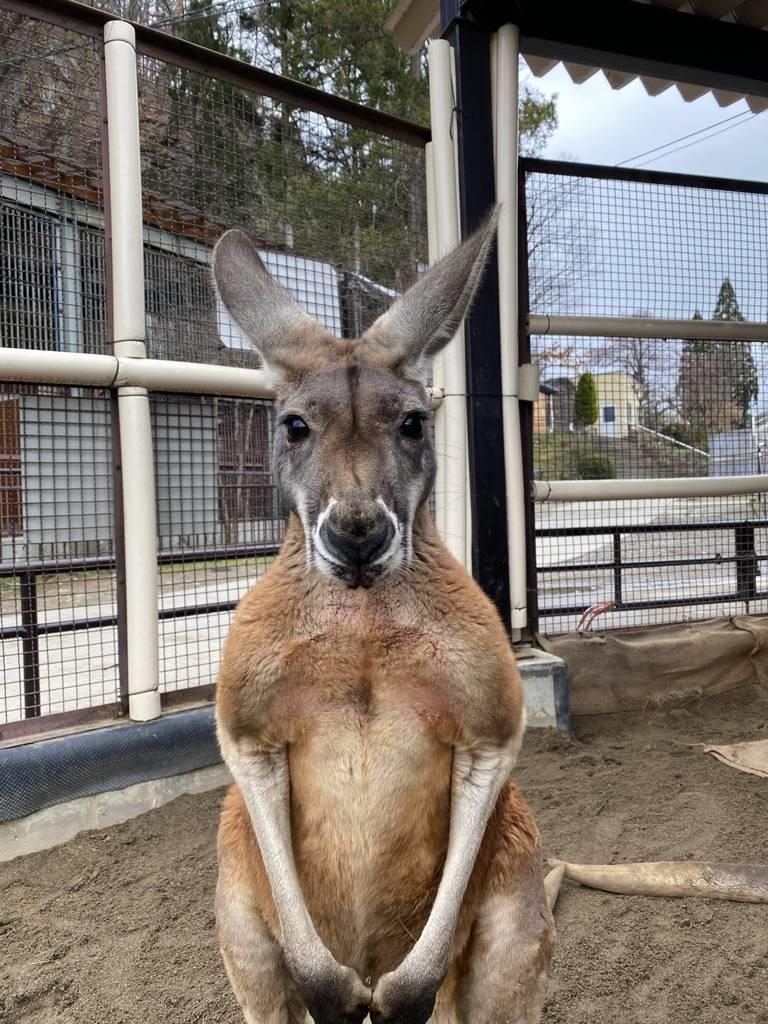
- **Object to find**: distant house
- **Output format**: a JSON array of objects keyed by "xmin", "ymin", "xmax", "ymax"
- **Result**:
[
  {"xmin": 538, "ymin": 371, "xmax": 639, "ymax": 438},
  {"xmin": 593, "ymin": 372, "xmax": 640, "ymax": 438}
]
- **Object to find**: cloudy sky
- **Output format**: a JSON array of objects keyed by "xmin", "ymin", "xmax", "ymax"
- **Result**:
[
  {"xmin": 519, "ymin": 64, "xmax": 768, "ymax": 411},
  {"xmin": 527, "ymin": 63, "xmax": 768, "ymax": 180}
]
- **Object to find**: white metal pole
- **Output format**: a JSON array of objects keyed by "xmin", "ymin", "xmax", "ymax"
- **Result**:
[
  {"xmin": 425, "ymin": 142, "xmax": 449, "ymax": 540},
  {"xmin": 529, "ymin": 313, "xmax": 768, "ymax": 342},
  {"xmin": 492, "ymin": 23, "xmax": 527, "ymax": 634},
  {"xmin": 104, "ymin": 21, "xmax": 160, "ymax": 723},
  {"xmin": 427, "ymin": 38, "xmax": 468, "ymax": 567},
  {"xmin": 0, "ymin": 348, "xmax": 445, "ymax": 407},
  {"xmin": 532, "ymin": 475, "xmax": 768, "ymax": 502}
]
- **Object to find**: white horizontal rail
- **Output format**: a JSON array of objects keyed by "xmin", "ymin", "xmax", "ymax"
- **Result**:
[
  {"xmin": 0, "ymin": 347, "xmax": 274, "ymax": 398},
  {"xmin": 533, "ymin": 475, "xmax": 768, "ymax": 502},
  {"xmin": 0, "ymin": 347, "xmax": 444, "ymax": 407},
  {"xmin": 529, "ymin": 313, "xmax": 768, "ymax": 342},
  {"xmin": 635, "ymin": 423, "xmax": 709, "ymax": 458}
]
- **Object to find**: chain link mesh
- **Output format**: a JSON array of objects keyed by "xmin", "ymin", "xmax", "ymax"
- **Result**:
[
  {"xmin": 0, "ymin": 9, "xmax": 427, "ymax": 728},
  {"xmin": 525, "ymin": 163, "xmax": 768, "ymax": 635}
]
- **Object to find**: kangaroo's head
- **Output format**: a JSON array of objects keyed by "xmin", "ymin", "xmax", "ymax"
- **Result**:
[{"xmin": 213, "ymin": 213, "xmax": 497, "ymax": 588}]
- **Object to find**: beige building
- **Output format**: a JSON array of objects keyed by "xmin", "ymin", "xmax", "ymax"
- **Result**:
[
  {"xmin": 535, "ymin": 372, "xmax": 640, "ymax": 437},
  {"xmin": 594, "ymin": 372, "xmax": 640, "ymax": 438}
]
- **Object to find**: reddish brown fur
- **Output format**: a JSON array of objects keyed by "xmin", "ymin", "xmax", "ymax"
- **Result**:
[
  {"xmin": 216, "ymin": 506, "xmax": 553, "ymax": 1010},
  {"xmin": 213, "ymin": 217, "xmax": 553, "ymax": 1023}
]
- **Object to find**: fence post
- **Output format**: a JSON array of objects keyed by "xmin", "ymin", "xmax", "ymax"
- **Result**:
[
  {"xmin": 103, "ymin": 21, "xmax": 160, "ymax": 722},
  {"xmin": 735, "ymin": 523, "xmax": 757, "ymax": 604},
  {"xmin": 19, "ymin": 572, "xmax": 40, "ymax": 718},
  {"xmin": 492, "ymin": 23, "xmax": 527, "ymax": 637},
  {"xmin": 426, "ymin": 39, "xmax": 468, "ymax": 569},
  {"xmin": 613, "ymin": 532, "xmax": 623, "ymax": 608}
]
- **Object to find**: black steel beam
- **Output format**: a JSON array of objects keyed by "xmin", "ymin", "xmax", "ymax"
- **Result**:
[
  {"xmin": 459, "ymin": 0, "xmax": 768, "ymax": 101},
  {"xmin": 522, "ymin": 157, "xmax": 768, "ymax": 198},
  {"xmin": 0, "ymin": 0, "xmax": 430, "ymax": 146},
  {"xmin": 441, "ymin": 2, "xmax": 512, "ymax": 628},
  {"xmin": 518, "ymin": 160, "xmax": 538, "ymax": 638}
]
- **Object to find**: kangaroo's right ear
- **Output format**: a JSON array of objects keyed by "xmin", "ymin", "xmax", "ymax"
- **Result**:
[
  {"xmin": 360, "ymin": 209, "xmax": 498, "ymax": 381},
  {"xmin": 213, "ymin": 229, "xmax": 339, "ymax": 382}
]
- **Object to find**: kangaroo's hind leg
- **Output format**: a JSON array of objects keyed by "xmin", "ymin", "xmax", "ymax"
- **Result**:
[
  {"xmin": 458, "ymin": 784, "xmax": 556, "ymax": 1024},
  {"xmin": 217, "ymin": 788, "xmax": 306, "ymax": 1024}
]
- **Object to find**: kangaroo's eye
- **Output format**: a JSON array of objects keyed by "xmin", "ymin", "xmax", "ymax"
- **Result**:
[
  {"xmin": 284, "ymin": 415, "xmax": 310, "ymax": 443},
  {"xmin": 400, "ymin": 413, "xmax": 424, "ymax": 440}
]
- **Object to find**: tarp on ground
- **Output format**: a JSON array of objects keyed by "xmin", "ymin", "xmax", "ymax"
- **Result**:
[
  {"xmin": 540, "ymin": 616, "xmax": 768, "ymax": 716},
  {"xmin": 704, "ymin": 738, "xmax": 768, "ymax": 778}
]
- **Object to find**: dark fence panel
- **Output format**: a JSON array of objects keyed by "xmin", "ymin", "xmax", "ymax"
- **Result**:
[{"xmin": 523, "ymin": 158, "xmax": 768, "ymax": 635}]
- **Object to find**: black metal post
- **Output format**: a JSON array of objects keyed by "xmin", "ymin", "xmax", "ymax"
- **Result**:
[
  {"xmin": 441, "ymin": 1, "xmax": 512, "ymax": 629},
  {"xmin": 613, "ymin": 531, "xmax": 623, "ymax": 608},
  {"xmin": 518, "ymin": 162, "xmax": 538, "ymax": 637},
  {"xmin": 735, "ymin": 523, "xmax": 757, "ymax": 604},
  {"xmin": 20, "ymin": 571, "xmax": 40, "ymax": 718}
]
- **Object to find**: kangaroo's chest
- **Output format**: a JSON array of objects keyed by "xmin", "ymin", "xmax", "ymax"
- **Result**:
[{"xmin": 270, "ymin": 622, "xmax": 459, "ymax": 740}]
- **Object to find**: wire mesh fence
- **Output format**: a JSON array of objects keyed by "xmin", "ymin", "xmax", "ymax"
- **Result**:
[
  {"xmin": 0, "ymin": 15, "xmax": 118, "ymax": 729},
  {"xmin": 0, "ymin": 5, "xmax": 428, "ymax": 731},
  {"xmin": 524, "ymin": 160, "xmax": 768, "ymax": 635}
]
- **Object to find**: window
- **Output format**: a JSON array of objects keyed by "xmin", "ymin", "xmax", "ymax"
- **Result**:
[
  {"xmin": 0, "ymin": 396, "xmax": 22, "ymax": 537},
  {"xmin": 79, "ymin": 224, "xmax": 108, "ymax": 354},
  {"xmin": 603, "ymin": 405, "xmax": 616, "ymax": 423},
  {"xmin": 217, "ymin": 401, "xmax": 273, "ymax": 525},
  {"xmin": 0, "ymin": 203, "xmax": 60, "ymax": 351},
  {"xmin": 144, "ymin": 245, "xmax": 219, "ymax": 363}
]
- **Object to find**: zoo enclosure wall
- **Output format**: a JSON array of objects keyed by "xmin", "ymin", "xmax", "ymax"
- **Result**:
[
  {"xmin": 0, "ymin": 0, "xmax": 430, "ymax": 738},
  {"xmin": 6, "ymin": 1, "xmax": 768, "ymax": 741},
  {"xmin": 522, "ymin": 157, "xmax": 768, "ymax": 637}
]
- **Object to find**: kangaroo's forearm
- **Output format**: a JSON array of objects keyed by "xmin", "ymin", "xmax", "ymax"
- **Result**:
[
  {"xmin": 217, "ymin": 734, "xmax": 319, "ymax": 952},
  {"xmin": 402, "ymin": 743, "xmax": 519, "ymax": 977}
]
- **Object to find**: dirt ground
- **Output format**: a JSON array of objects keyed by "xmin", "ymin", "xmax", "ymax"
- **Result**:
[{"xmin": 2, "ymin": 686, "xmax": 767, "ymax": 1024}]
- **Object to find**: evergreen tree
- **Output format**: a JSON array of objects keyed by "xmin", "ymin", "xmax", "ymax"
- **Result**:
[
  {"xmin": 712, "ymin": 279, "xmax": 758, "ymax": 427},
  {"xmin": 677, "ymin": 283, "xmax": 758, "ymax": 435},
  {"xmin": 574, "ymin": 372, "xmax": 598, "ymax": 429}
]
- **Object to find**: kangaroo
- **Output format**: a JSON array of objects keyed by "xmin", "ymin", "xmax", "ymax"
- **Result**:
[{"xmin": 212, "ymin": 212, "xmax": 555, "ymax": 1024}]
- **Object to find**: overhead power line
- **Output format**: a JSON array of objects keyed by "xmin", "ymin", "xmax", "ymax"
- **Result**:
[
  {"xmin": 617, "ymin": 106, "xmax": 755, "ymax": 168},
  {"xmin": 633, "ymin": 111, "xmax": 764, "ymax": 168}
]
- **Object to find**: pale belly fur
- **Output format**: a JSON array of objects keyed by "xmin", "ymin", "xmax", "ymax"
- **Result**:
[{"xmin": 288, "ymin": 701, "xmax": 452, "ymax": 976}]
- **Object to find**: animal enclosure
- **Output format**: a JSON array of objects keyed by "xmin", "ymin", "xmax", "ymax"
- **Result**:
[
  {"xmin": 0, "ymin": 4, "xmax": 428, "ymax": 733},
  {"xmin": 2, "ymin": 2, "xmax": 768, "ymax": 1023}
]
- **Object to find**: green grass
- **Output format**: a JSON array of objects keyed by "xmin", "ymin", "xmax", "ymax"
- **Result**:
[{"xmin": 534, "ymin": 430, "xmax": 709, "ymax": 481}]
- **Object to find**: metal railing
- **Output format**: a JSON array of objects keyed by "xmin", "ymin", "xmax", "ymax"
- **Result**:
[
  {"xmin": 520, "ymin": 155, "xmax": 768, "ymax": 634},
  {"xmin": 537, "ymin": 518, "xmax": 764, "ymax": 618},
  {"xmin": 1, "ymin": 540, "xmax": 281, "ymax": 723}
]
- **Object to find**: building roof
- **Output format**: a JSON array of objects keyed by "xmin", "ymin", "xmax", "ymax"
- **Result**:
[
  {"xmin": 0, "ymin": 134, "xmax": 229, "ymax": 246},
  {"xmin": 387, "ymin": 0, "xmax": 768, "ymax": 112}
]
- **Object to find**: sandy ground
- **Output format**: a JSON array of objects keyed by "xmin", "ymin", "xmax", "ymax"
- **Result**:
[{"xmin": 2, "ymin": 686, "xmax": 767, "ymax": 1024}]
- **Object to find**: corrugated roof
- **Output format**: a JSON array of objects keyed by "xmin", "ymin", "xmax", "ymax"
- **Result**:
[
  {"xmin": 387, "ymin": 0, "xmax": 768, "ymax": 110},
  {"xmin": 524, "ymin": 1, "xmax": 768, "ymax": 111}
]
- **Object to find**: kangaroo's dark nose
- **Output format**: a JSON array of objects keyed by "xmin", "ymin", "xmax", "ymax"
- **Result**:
[{"xmin": 320, "ymin": 510, "xmax": 395, "ymax": 567}]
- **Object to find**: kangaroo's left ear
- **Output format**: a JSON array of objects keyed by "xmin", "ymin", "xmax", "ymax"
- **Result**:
[{"xmin": 361, "ymin": 208, "xmax": 499, "ymax": 379}]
